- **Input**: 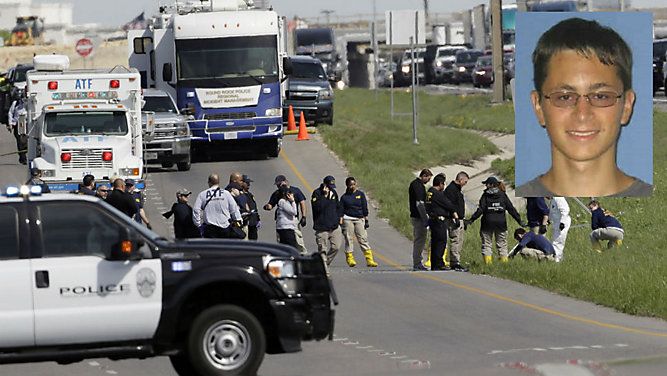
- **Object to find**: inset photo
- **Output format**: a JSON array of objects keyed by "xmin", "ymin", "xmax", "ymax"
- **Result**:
[{"xmin": 514, "ymin": 12, "xmax": 653, "ymax": 197}]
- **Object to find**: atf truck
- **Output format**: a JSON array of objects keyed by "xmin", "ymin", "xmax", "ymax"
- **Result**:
[
  {"xmin": 128, "ymin": 0, "xmax": 289, "ymax": 158},
  {"xmin": 0, "ymin": 189, "xmax": 336, "ymax": 376},
  {"xmin": 25, "ymin": 55, "xmax": 144, "ymax": 191}
]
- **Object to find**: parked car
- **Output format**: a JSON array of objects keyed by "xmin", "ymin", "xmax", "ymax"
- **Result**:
[
  {"xmin": 429, "ymin": 45, "xmax": 468, "ymax": 84},
  {"xmin": 654, "ymin": 38, "xmax": 667, "ymax": 95},
  {"xmin": 451, "ymin": 49, "xmax": 484, "ymax": 84},
  {"xmin": 472, "ymin": 55, "xmax": 493, "ymax": 88},
  {"xmin": 141, "ymin": 89, "xmax": 191, "ymax": 171},
  {"xmin": 395, "ymin": 48, "xmax": 426, "ymax": 86},
  {"xmin": 283, "ymin": 55, "xmax": 334, "ymax": 125},
  {"xmin": 376, "ymin": 59, "xmax": 397, "ymax": 88}
]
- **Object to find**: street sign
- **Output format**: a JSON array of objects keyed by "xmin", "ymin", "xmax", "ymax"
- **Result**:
[
  {"xmin": 75, "ymin": 38, "xmax": 94, "ymax": 58},
  {"xmin": 385, "ymin": 10, "xmax": 425, "ymax": 46}
]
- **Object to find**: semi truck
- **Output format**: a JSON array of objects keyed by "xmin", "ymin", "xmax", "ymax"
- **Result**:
[
  {"xmin": 128, "ymin": 0, "xmax": 289, "ymax": 158},
  {"xmin": 294, "ymin": 27, "xmax": 344, "ymax": 83},
  {"xmin": 25, "ymin": 55, "xmax": 144, "ymax": 191}
]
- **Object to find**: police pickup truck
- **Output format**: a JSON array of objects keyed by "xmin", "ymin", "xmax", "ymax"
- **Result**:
[{"xmin": 0, "ymin": 187, "xmax": 336, "ymax": 376}]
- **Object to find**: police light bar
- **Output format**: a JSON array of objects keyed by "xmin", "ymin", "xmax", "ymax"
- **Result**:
[
  {"xmin": 3, "ymin": 185, "xmax": 42, "ymax": 197},
  {"xmin": 51, "ymin": 91, "xmax": 119, "ymax": 101}
]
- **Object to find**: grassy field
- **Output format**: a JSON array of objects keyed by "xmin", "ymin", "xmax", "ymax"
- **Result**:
[{"xmin": 321, "ymin": 88, "xmax": 667, "ymax": 320}]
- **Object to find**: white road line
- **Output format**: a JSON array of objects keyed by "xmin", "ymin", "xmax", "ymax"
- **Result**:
[
  {"xmin": 489, "ymin": 344, "xmax": 629, "ymax": 355},
  {"xmin": 88, "ymin": 361, "xmax": 100, "ymax": 366},
  {"xmin": 105, "ymin": 371, "xmax": 118, "ymax": 375},
  {"xmin": 332, "ymin": 337, "xmax": 348, "ymax": 342},
  {"xmin": 355, "ymin": 345, "xmax": 373, "ymax": 349}
]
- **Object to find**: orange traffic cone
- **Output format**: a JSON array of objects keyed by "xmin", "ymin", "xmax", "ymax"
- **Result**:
[
  {"xmin": 286, "ymin": 105, "xmax": 297, "ymax": 132},
  {"xmin": 297, "ymin": 111, "xmax": 310, "ymax": 141}
]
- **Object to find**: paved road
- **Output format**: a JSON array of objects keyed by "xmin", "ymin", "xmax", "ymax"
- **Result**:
[{"xmin": 0, "ymin": 127, "xmax": 666, "ymax": 376}]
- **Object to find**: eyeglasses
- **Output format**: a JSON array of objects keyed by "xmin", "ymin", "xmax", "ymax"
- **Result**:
[
  {"xmin": 98, "ymin": 189, "xmax": 109, "ymax": 193},
  {"xmin": 542, "ymin": 91, "xmax": 622, "ymax": 108}
]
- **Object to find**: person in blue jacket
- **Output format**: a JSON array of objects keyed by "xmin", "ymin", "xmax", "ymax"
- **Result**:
[
  {"xmin": 526, "ymin": 197, "xmax": 549, "ymax": 234},
  {"xmin": 311, "ymin": 175, "xmax": 344, "ymax": 265},
  {"xmin": 511, "ymin": 228, "xmax": 556, "ymax": 261},
  {"xmin": 340, "ymin": 177, "xmax": 378, "ymax": 268},
  {"xmin": 588, "ymin": 200, "xmax": 624, "ymax": 252}
]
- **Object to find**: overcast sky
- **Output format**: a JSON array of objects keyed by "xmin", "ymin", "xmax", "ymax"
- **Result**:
[{"xmin": 37, "ymin": 0, "xmax": 667, "ymax": 27}]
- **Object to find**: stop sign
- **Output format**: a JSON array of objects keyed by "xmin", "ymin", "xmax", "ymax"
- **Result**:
[{"xmin": 75, "ymin": 38, "xmax": 94, "ymax": 58}]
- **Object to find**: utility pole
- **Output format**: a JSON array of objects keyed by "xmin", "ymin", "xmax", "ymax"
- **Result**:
[
  {"xmin": 423, "ymin": 0, "xmax": 430, "ymax": 29},
  {"xmin": 321, "ymin": 9, "xmax": 334, "ymax": 26},
  {"xmin": 490, "ymin": 0, "xmax": 505, "ymax": 102}
]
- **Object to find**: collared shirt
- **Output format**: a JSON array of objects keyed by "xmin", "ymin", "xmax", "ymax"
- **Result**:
[{"xmin": 192, "ymin": 185, "xmax": 241, "ymax": 228}]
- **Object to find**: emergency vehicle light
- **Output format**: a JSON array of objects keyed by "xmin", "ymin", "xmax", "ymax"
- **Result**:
[
  {"xmin": 61, "ymin": 152, "xmax": 72, "ymax": 162},
  {"xmin": 47, "ymin": 81, "xmax": 58, "ymax": 90},
  {"xmin": 51, "ymin": 91, "xmax": 119, "ymax": 101},
  {"xmin": 3, "ymin": 185, "xmax": 41, "ymax": 197},
  {"xmin": 110, "ymin": 80, "xmax": 120, "ymax": 89},
  {"xmin": 102, "ymin": 151, "xmax": 113, "ymax": 161},
  {"xmin": 120, "ymin": 240, "xmax": 132, "ymax": 254}
]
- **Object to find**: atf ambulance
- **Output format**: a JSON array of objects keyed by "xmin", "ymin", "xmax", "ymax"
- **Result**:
[{"xmin": 25, "ymin": 55, "xmax": 144, "ymax": 191}]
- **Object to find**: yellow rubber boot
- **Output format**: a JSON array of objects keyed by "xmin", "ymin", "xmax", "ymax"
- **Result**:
[
  {"xmin": 424, "ymin": 252, "xmax": 431, "ymax": 268},
  {"xmin": 500, "ymin": 256, "xmax": 509, "ymax": 263},
  {"xmin": 610, "ymin": 239, "xmax": 623, "ymax": 249},
  {"xmin": 483, "ymin": 255, "xmax": 493, "ymax": 265},
  {"xmin": 364, "ymin": 250, "xmax": 378, "ymax": 267},
  {"xmin": 443, "ymin": 248, "xmax": 450, "ymax": 268},
  {"xmin": 592, "ymin": 240, "xmax": 603, "ymax": 253},
  {"xmin": 345, "ymin": 252, "xmax": 357, "ymax": 267}
]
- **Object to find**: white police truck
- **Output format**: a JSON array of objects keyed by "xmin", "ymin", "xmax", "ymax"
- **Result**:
[
  {"xmin": 0, "ymin": 187, "xmax": 336, "ymax": 375},
  {"xmin": 25, "ymin": 55, "xmax": 145, "ymax": 191}
]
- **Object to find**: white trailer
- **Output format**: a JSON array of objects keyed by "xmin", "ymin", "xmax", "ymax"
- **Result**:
[{"xmin": 25, "ymin": 55, "xmax": 144, "ymax": 191}]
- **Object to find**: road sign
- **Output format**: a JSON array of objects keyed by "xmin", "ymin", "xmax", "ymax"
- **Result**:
[
  {"xmin": 385, "ymin": 10, "xmax": 425, "ymax": 46},
  {"xmin": 75, "ymin": 38, "xmax": 94, "ymax": 58}
]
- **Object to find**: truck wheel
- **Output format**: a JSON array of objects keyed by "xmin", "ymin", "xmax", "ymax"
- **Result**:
[
  {"xmin": 267, "ymin": 139, "xmax": 280, "ymax": 158},
  {"xmin": 177, "ymin": 155, "xmax": 191, "ymax": 171},
  {"xmin": 187, "ymin": 304, "xmax": 266, "ymax": 376}
]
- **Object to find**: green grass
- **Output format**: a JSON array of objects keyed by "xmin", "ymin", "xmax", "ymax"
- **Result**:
[
  {"xmin": 324, "ymin": 89, "xmax": 667, "ymax": 320},
  {"xmin": 491, "ymin": 158, "xmax": 515, "ymax": 188}
]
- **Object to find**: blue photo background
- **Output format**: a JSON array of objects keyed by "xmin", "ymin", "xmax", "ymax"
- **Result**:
[{"xmin": 514, "ymin": 12, "xmax": 653, "ymax": 187}]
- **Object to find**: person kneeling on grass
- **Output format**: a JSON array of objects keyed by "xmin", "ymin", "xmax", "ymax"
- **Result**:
[
  {"xmin": 588, "ymin": 200, "xmax": 624, "ymax": 252},
  {"xmin": 510, "ymin": 228, "xmax": 556, "ymax": 262}
]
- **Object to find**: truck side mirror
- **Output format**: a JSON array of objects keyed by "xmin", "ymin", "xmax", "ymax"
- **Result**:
[
  {"xmin": 162, "ymin": 63, "xmax": 173, "ymax": 82},
  {"xmin": 283, "ymin": 57, "xmax": 293, "ymax": 76},
  {"xmin": 109, "ymin": 229, "xmax": 144, "ymax": 261}
]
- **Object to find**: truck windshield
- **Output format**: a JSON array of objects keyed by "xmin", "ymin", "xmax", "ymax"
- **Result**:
[
  {"xmin": 44, "ymin": 111, "xmax": 128, "ymax": 136},
  {"xmin": 176, "ymin": 35, "xmax": 278, "ymax": 85},
  {"xmin": 291, "ymin": 62, "xmax": 326, "ymax": 79},
  {"xmin": 143, "ymin": 96, "xmax": 177, "ymax": 113}
]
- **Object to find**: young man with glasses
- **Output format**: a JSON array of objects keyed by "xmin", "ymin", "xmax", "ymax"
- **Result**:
[{"xmin": 516, "ymin": 17, "xmax": 652, "ymax": 197}]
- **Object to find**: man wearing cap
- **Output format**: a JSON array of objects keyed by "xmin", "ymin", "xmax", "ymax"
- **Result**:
[
  {"xmin": 408, "ymin": 168, "xmax": 433, "ymax": 270},
  {"xmin": 163, "ymin": 189, "xmax": 200, "ymax": 239},
  {"xmin": 25, "ymin": 168, "xmax": 51, "ymax": 193},
  {"xmin": 311, "ymin": 175, "xmax": 344, "ymax": 264},
  {"xmin": 241, "ymin": 175, "xmax": 261, "ymax": 241},
  {"xmin": 193, "ymin": 173, "xmax": 242, "ymax": 238},
  {"xmin": 264, "ymin": 175, "xmax": 308, "ymax": 253},
  {"xmin": 125, "ymin": 178, "xmax": 152, "ymax": 230},
  {"xmin": 106, "ymin": 178, "xmax": 138, "ymax": 218}
]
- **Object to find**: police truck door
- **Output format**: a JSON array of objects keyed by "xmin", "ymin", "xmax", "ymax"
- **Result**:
[
  {"xmin": 30, "ymin": 201, "xmax": 162, "ymax": 345},
  {"xmin": 0, "ymin": 204, "xmax": 35, "ymax": 348}
]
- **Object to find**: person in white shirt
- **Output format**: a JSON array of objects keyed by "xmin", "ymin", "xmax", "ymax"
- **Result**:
[
  {"xmin": 193, "ymin": 174, "xmax": 242, "ymax": 238},
  {"xmin": 548, "ymin": 196, "xmax": 571, "ymax": 262},
  {"xmin": 275, "ymin": 186, "xmax": 299, "ymax": 249}
]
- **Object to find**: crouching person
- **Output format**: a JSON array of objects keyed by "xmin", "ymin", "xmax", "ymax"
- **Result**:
[
  {"xmin": 588, "ymin": 200, "xmax": 624, "ymax": 252},
  {"xmin": 511, "ymin": 228, "xmax": 556, "ymax": 261}
]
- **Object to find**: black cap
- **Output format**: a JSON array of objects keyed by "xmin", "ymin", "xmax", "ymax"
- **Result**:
[
  {"xmin": 482, "ymin": 176, "xmax": 500, "ymax": 185},
  {"xmin": 242, "ymin": 174, "xmax": 253, "ymax": 183},
  {"xmin": 274, "ymin": 174, "xmax": 287, "ymax": 185},
  {"xmin": 323, "ymin": 175, "xmax": 336, "ymax": 188},
  {"xmin": 124, "ymin": 178, "xmax": 135, "ymax": 186}
]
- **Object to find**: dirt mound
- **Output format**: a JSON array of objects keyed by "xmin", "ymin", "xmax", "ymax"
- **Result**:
[{"xmin": 0, "ymin": 40, "xmax": 129, "ymax": 71}]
